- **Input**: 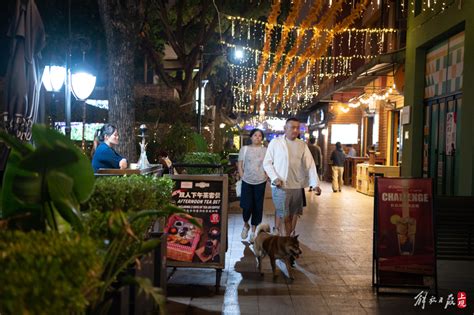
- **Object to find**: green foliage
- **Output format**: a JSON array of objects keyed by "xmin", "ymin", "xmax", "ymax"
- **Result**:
[
  {"xmin": 80, "ymin": 175, "xmax": 177, "ymax": 314},
  {"xmin": 0, "ymin": 230, "xmax": 102, "ymax": 315},
  {"xmin": 83, "ymin": 175, "xmax": 174, "ymax": 213},
  {"xmin": 182, "ymin": 152, "xmax": 222, "ymax": 174},
  {"xmin": 0, "ymin": 125, "xmax": 95, "ymax": 232},
  {"xmin": 0, "ymin": 128, "xmax": 176, "ymax": 314},
  {"xmin": 160, "ymin": 121, "xmax": 195, "ymax": 161},
  {"xmin": 85, "ymin": 204, "xmax": 182, "ymax": 315},
  {"xmin": 192, "ymin": 133, "xmax": 209, "ymax": 152},
  {"xmin": 133, "ymin": 277, "xmax": 166, "ymax": 310}
]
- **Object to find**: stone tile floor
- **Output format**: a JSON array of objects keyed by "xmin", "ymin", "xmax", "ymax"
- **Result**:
[{"xmin": 166, "ymin": 182, "xmax": 474, "ymax": 314}]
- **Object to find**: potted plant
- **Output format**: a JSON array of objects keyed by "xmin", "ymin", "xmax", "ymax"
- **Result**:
[{"xmin": 0, "ymin": 126, "xmax": 184, "ymax": 314}]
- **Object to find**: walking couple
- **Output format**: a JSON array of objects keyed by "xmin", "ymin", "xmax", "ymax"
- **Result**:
[{"xmin": 238, "ymin": 118, "xmax": 322, "ymax": 243}]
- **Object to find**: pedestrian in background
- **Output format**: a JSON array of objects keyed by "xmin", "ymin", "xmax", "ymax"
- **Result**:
[
  {"xmin": 237, "ymin": 129, "xmax": 267, "ymax": 243},
  {"xmin": 308, "ymin": 137, "xmax": 323, "ymax": 188},
  {"xmin": 330, "ymin": 141, "xmax": 346, "ymax": 192}
]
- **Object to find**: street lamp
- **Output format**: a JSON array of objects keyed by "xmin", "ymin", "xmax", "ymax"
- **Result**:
[
  {"xmin": 41, "ymin": 62, "xmax": 96, "ymax": 138},
  {"xmin": 71, "ymin": 69, "xmax": 96, "ymax": 101},
  {"xmin": 42, "ymin": 66, "xmax": 66, "ymax": 92},
  {"xmin": 41, "ymin": 0, "xmax": 96, "ymax": 139}
]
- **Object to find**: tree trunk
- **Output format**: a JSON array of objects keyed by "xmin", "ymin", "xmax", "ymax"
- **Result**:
[{"xmin": 98, "ymin": 0, "xmax": 144, "ymax": 162}]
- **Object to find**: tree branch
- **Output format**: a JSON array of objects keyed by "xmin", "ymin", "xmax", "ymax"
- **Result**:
[
  {"xmin": 140, "ymin": 35, "xmax": 177, "ymax": 88},
  {"xmin": 176, "ymin": 0, "xmax": 184, "ymax": 46},
  {"xmin": 156, "ymin": 0, "xmax": 185, "ymax": 61},
  {"xmin": 202, "ymin": 14, "xmax": 219, "ymax": 45},
  {"xmin": 182, "ymin": 10, "xmax": 204, "ymax": 32}
]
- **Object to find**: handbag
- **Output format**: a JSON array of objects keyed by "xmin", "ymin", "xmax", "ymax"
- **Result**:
[
  {"xmin": 235, "ymin": 180, "xmax": 242, "ymax": 197},
  {"xmin": 235, "ymin": 146, "xmax": 248, "ymax": 198}
]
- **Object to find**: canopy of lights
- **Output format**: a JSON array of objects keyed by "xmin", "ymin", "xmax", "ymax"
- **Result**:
[{"xmin": 227, "ymin": 0, "xmax": 404, "ymax": 118}]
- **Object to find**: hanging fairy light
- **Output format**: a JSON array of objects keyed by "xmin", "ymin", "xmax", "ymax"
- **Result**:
[
  {"xmin": 227, "ymin": 0, "xmax": 411, "ymax": 114},
  {"xmin": 347, "ymin": 84, "xmax": 397, "ymax": 110}
]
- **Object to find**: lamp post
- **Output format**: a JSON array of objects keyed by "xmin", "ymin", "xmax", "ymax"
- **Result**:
[
  {"xmin": 196, "ymin": 47, "xmax": 235, "ymax": 134},
  {"xmin": 42, "ymin": 63, "xmax": 96, "ymax": 138},
  {"xmin": 197, "ymin": 45, "xmax": 204, "ymax": 134},
  {"xmin": 41, "ymin": 0, "xmax": 96, "ymax": 139}
]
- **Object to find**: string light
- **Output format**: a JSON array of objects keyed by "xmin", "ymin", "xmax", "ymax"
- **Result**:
[
  {"xmin": 347, "ymin": 84, "xmax": 397, "ymax": 111},
  {"xmin": 409, "ymin": 0, "xmax": 451, "ymax": 13},
  {"xmin": 228, "ymin": 0, "xmax": 413, "ymax": 114},
  {"xmin": 224, "ymin": 15, "xmax": 397, "ymax": 35}
]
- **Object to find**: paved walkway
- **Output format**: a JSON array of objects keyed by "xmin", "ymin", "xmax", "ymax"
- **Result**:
[{"xmin": 166, "ymin": 182, "xmax": 474, "ymax": 314}]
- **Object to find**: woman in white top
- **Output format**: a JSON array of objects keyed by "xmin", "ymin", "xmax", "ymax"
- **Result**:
[{"xmin": 237, "ymin": 129, "xmax": 267, "ymax": 243}]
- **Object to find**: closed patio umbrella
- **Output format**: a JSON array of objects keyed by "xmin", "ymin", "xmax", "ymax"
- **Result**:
[{"xmin": 2, "ymin": 0, "xmax": 45, "ymax": 141}]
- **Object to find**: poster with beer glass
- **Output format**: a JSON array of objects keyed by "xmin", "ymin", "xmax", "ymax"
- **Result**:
[
  {"xmin": 165, "ymin": 174, "xmax": 228, "ymax": 269},
  {"xmin": 374, "ymin": 178, "xmax": 436, "ymax": 290}
]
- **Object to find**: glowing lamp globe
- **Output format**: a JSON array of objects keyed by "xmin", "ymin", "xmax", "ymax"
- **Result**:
[
  {"xmin": 71, "ymin": 71, "xmax": 96, "ymax": 100},
  {"xmin": 42, "ymin": 65, "xmax": 66, "ymax": 92}
]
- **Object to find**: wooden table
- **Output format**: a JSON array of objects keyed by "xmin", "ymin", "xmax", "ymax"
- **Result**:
[{"xmin": 95, "ymin": 164, "xmax": 163, "ymax": 176}]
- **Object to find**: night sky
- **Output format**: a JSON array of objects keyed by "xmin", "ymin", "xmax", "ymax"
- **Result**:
[
  {"xmin": 0, "ymin": 2, "xmax": 13, "ymax": 76},
  {"xmin": 1, "ymin": 0, "xmax": 107, "ymax": 87}
]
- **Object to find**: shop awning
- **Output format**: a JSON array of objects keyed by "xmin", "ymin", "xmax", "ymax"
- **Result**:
[{"xmin": 306, "ymin": 49, "xmax": 405, "ymax": 112}]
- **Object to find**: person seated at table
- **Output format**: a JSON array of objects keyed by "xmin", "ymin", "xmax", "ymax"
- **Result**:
[
  {"xmin": 158, "ymin": 151, "xmax": 173, "ymax": 174},
  {"xmin": 92, "ymin": 124, "xmax": 127, "ymax": 172},
  {"xmin": 345, "ymin": 144, "xmax": 357, "ymax": 157}
]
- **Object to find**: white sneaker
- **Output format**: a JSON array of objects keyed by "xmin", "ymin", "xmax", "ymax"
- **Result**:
[
  {"xmin": 249, "ymin": 232, "xmax": 255, "ymax": 243},
  {"xmin": 241, "ymin": 225, "xmax": 250, "ymax": 239}
]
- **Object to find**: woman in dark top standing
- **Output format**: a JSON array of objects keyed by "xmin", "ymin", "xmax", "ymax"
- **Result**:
[{"xmin": 92, "ymin": 124, "xmax": 128, "ymax": 172}]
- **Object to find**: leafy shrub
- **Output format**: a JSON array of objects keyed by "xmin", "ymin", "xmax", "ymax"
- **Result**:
[
  {"xmin": 182, "ymin": 152, "xmax": 222, "ymax": 174},
  {"xmin": 191, "ymin": 132, "xmax": 209, "ymax": 152},
  {"xmin": 80, "ymin": 175, "xmax": 176, "ymax": 314},
  {"xmin": 160, "ymin": 121, "xmax": 195, "ymax": 161},
  {"xmin": 83, "ymin": 175, "xmax": 174, "ymax": 213},
  {"xmin": 0, "ymin": 125, "xmax": 95, "ymax": 232},
  {"xmin": 0, "ymin": 231, "xmax": 102, "ymax": 315}
]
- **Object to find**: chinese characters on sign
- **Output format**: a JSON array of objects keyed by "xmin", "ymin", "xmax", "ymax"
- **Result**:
[
  {"xmin": 176, "ymin": 191, "xmax": 222, "ymax": 213},
  {"xmin": 414, "ymin": 291, "xmax": 467, "ymax": 310},
  {"xmin": 165, "ymin": 176, "xmax": 227, "ymax": 268}
]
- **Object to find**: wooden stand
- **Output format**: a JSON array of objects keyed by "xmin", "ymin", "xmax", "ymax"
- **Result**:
[
  {"xmin": 344, "ymin": 157, "xmax": 385, "ymax": 187},
  {"xmin": 356, "ymin": 164, "xmax": 400, "ymax": 196}
]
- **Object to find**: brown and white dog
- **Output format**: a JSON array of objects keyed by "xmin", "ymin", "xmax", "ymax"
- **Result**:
[{"xmin": 253, "ymin": 223, "xmax": 302, "ymax": 279}]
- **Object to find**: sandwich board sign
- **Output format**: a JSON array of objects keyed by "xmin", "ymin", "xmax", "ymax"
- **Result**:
[
  {"xmin": 373, "ymin": 177, "xmax": 437, "ymax": 292},
  {"xmin": 165, "ymin": 174, "xmax": 228, "ymax": 272}
]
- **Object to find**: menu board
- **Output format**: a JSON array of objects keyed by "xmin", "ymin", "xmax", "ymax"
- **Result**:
[
  {"xmin": 165, "ymin": 174, "xmax": 228, "ymax": 269},
  {"xmin": 374, "ymin": 178, "xmax": 436, "ymax": 288}
]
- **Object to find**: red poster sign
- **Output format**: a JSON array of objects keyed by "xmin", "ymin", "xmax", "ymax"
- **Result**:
[{"xmin": 375, "ymin": 178, "xmax": 435, "ymax": 287}]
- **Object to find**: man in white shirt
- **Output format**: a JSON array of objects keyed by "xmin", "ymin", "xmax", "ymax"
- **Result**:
[{"xmin": 263, "ymin": 118, "xmax": 321, "ymax": 237}]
